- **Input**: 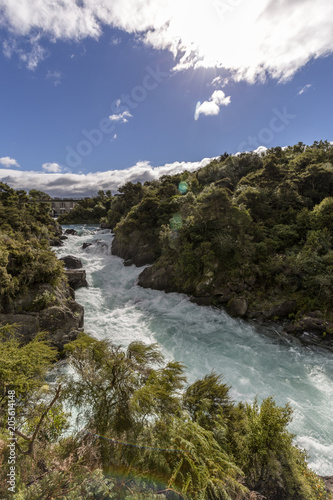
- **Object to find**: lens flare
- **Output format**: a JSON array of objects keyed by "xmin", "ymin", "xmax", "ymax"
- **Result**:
[
  {"xmin": 170, "ymin": 213, "xmax": 183, "ymax": 230},
  {"xmin": 178, "ymin": 181, "xmax": 189, "ymax": 194}
]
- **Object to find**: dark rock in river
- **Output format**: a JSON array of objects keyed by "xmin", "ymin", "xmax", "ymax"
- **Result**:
[
  {"xmin": 60, "ymin": 235, "xmax": 68, "ymax": 240},
  {"xmin": 50, "ymin": 238, "xmax": 63, "ymax": 247},
  {"xmin": 138, "ymin": 266, "xmax": 175, "ymax": 292},
  {"xmin": 100, "ymin": 222, "xmax": 113, "ymax": 230},
  {"xmin": 64, "ymin": 228, "xmax": 77, "ymax": 235},
  {"xmin": 284, "ymin": 315, "xmax": 333, "ymax": 351},
  {"xmin": 65, "ymin": 269, "xmax": 88, "ymax": 290},
  {"xmin": 82, "ymin": 242, "xmax": 93, "ymax": 250},
  {"xmin": 226, "ymin": 297, "xmax": 248, "ymax": 318},
  {"xmin": 60, "ymin": 255, "xmax": 83, "ymax": 269}
]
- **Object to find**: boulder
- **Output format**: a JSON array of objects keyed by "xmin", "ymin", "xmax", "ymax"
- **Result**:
[
  {"xmin": 227, "ymin": 281, "xmax": 245, "ymax": 293},
  {"xmin": 50, "ymin": 238, "xmax": 63, "ymax": 247},
  {"xmin": 226, "ymin": 297, "xmax": 248, "ymax": 318},
  {"xmin": 132, "ymin": 249, "xmax": 155, "ymax": 267},
  {"xmin": 38, "ymin": 302, "xmax": 84, "ymax": 332},
  {"xmin": 124, "ymin": 259, "xmax": 133, "ymax": 266},
  {"xmin": 65, "ymin": 269, "xmax": 88, "ymax": 290},
  {"xmin": 285, "ymin": 316, "xmax": 333, "ymax": 335},
  {"xmin": 284, "ymin": 316, "xmax": 333, "ymax": 351},
  {"xmin": 82, "ymin": 242, "xmax": 93, "ymax": 250},
  {"xmin": 138, "ymin": 266, "xmax": 174, "ymax": 292},
  {"xmin": 64, "ymin": 228, "xmax": 77, "ymax": 235},
  {"xmin": 191, "ymin": 296, "xmax": 213, "ymax": 306},
  {"xmin": 59, "ymin": 255, "xmax": 83, "ymax": 269},
  {"xmin": 60, "ymin": 235, "xmax": 68, "ymax": 241},
  {"xmin": 262, "ymin": 300, "xmax": 297, "ymax": 319}
]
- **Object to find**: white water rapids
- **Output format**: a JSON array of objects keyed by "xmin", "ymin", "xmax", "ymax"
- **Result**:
[{"xmin": 56, "ymin": 225, "xmax": 333, "ymax": 475}]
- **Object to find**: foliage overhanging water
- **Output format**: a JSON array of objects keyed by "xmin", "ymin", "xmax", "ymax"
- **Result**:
[{"xmin": 57, "ymin": 225, "xmax": 333, "ymax": 475}]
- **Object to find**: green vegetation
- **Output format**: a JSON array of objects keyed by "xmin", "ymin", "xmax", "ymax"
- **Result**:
[
  {"xmin": 0, "ymin": 183, "xmax": 65, "ymax": 313},
  {"xmin": 57, "ymin": 190, "xmax": 112, "ymax": 225},
  {"xmin": 110, "ymin": 141, "xmax": 333, "ymax": 324},
  {"xmin": 0, "ymin": 325, "xmax": 328, "ymax": 499}
]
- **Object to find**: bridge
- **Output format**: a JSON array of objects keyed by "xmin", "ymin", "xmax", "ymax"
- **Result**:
[{"xmin": 28, "ymin": 198, "xmax": 80, "ymax": 217}]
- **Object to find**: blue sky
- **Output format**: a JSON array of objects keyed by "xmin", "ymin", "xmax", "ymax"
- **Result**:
[{"xmin": 0, "ymin": 0, "xmax": 332, "ymax": 196}]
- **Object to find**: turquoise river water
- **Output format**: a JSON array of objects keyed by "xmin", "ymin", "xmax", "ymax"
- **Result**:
[{"xmin": 56, "ymin": 225, "xmax": 333, "ymax": 475}]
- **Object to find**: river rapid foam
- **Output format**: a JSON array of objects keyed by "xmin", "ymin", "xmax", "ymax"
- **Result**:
[{"xmin": 56, "ymin": 225, "xmax": 333, "ymax": 475}]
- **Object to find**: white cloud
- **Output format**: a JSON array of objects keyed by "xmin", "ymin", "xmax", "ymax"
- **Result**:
[
  {"xmin": 0, "ymin": 0, "xmax": 333, "ymax": 81},
  {"xmin": 110, "ymin": 36, "xmax": 121, "ymax": 45},
  {"xmin": 2, "ymin": 35, "xmax": 46, "ymax": 70},
  {"xmin": 0, "ymin": 156, "xmax": 20, "ymax": 168},
  {"xmin": 298, "ymin": 84, "xmax": 312, "ymax": 95},
  {"xmin": 109, "ymin": 110, "xmax": 133, "ymax": 123},
  {"xmin": 211, "ymin": 76, "xmax": 229, "ymax": 87},
  {"xmin": 195, "ymin": 89, "xmax": 231, "ymax": 120},
  {"xmin": 42, "ymin": 162, "xmax": 63, "ymax": 173},
  {"xmin": 46, "ymin": 70, "xmax": 62, "ymax": 86},
  {"xmin": 0, "ymin": 157, "xmax": 214, "ymax": 197}
]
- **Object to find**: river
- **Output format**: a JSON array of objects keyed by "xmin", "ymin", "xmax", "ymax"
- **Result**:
[{"xmin": 56, "ymin": 225, "xmax": 333, "ymax": 475}]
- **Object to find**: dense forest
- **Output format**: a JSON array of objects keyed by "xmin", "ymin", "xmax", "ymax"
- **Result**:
[
  {"xmin": 0, "ymin": 141, "xmax": 332, "ymax": 498},
  {"xmin": 61, "ymin": 141, "xmax": 333, "ymax": 342}
]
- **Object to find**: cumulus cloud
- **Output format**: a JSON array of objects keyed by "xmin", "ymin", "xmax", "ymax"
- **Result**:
[
  {"xmin": 42, "ymin": 162, "xmax": 63, "ymax": 173},
  {"xmin": 298, "ymin": 84, "xmax": 312, "ymax": 95},
  {"xmin": 194, "ymin": 90, "xmax": 231, "ymax": 120},
  {"xmin": 0, "ymin": 0, "xmax": 332, "ymax": 81},
  {"xmin": 0, "ymin": 156, "xmax": 20, "ymax": 168},
  {"xmin": 0, "ymin": 157, "xmax": 214, "ymax": 198},
  {"xmin": 109, "ymin": 110, "xmax": 133, "ymax": 123}
]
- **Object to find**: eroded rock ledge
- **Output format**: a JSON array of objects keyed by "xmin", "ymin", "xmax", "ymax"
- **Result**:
[{"xmin": 0, "ymin": 281, "xmax": 84, "ymax": 351}]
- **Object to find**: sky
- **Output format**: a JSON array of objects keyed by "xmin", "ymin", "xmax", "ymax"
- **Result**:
[{"xmin": 0, "ymin": 0, "xmax": 332, "ymax": 197}]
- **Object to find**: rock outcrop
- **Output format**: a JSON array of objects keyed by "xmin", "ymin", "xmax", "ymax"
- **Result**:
[
  {"xmin": 138, "ymin": 265, "xmax": 175, "ymax": 292},
  {"xmin": 284, "ymin": 314, "xmax": 333, "ymax": 351},
  {"xmin": 112, "ymin": 233, "xmax": 156, "ymax": 267},
  {"xmin": 100, "ymin": 222, "xmax": 113, "ymax": 230},
  {"xmin": 50, "ymin": 238, "xmax": 63, "ymax": 247},
  {"xmin": 64, "ymin": 228, "xmax": 78, "ymax": 235},
  {"xmin": 65, "ymin": 269, "xmax": 88, "ymax": 290},
  {"xmin": 60, "ymin": 255, "xmax": 83, "ymax": 269},
  {"xmin": 0, "ymin": 281, "xmax": 84, "ymax": 351}
]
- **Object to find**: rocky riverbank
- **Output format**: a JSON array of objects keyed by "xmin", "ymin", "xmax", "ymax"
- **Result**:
[
  {"xmin": 111, "ymin": 236, "xmax": 333, "ymax": 352},
  {"xmin": 0, "ymin": 280, "xmax": 83, "ymax": 351},
  {"xmin": 0, "ymin": 229, "xmax": 90, "ymax": 352}
]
